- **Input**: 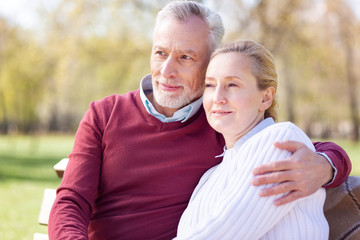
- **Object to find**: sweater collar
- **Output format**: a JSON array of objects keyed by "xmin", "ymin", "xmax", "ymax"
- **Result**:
[{"xmin": 216, "ymin": 118, "xmax": 275, "ymax": 158}]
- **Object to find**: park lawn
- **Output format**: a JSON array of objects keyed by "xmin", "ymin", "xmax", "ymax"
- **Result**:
[
  {"xmin": 0, "ymin": 135, "xmax": 359, "ymax": 240},
  {"xmin": 0, "ymin": 135, "xmax": 74, "ymax": 240}
]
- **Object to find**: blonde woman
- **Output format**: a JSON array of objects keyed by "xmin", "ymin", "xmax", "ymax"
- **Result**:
[{"xmin": 175, "ymin": 40, "xmax": 329, "ymax": 240}]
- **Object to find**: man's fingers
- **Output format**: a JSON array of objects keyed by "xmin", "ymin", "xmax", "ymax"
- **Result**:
[
  {"xmin": 252, "ymin": 170, "xmax": 292, "ymax": 186},
  {"xmin": 252, "ymin": 140, "xmax": 327, "ymax": 206},
  {"xmin": 273, "ymin": 191, "xmax": 303, "ymax": 206},
  {"xmin": 252, "ymin": 159, "xmax": 298, "ymax": 176},
  {"xmin": 258, "ymin": 181, "xmax": 296, "ymax": 197},
  {"xmin": 273, "ymin": 140, "xmax": 304, "ymax": 153},
  {"xmin": 253, "ymin": 141, "xmax": 309, "ymax": 177}
]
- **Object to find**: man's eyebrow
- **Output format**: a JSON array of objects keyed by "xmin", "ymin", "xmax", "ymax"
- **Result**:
[
  {"xmin": 153, "ymin": 45, "xmax": 168, "ymax": 51},
  {"xmin": 153, "ymin": 45, "xmax": 199, "ymax": 57},
  {"xmin": 181, "ymin": 49, "xmax": 196, "ymax": 54}
]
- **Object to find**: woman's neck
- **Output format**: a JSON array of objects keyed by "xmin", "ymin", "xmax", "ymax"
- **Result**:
[{"xmin": 223, "ymin": 115, "xmax": 264, "ymax": 149}]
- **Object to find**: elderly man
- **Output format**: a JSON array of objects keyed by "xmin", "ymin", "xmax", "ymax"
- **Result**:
[{"xmin": 49, "ymin": 1, "xmax": 351, "ymax": 239}]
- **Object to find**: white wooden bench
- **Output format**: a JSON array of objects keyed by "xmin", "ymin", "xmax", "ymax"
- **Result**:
[
  {"xmin": 33, "ymin": 158, "xmax": 68, "ymax": 240},
  {"xmin": 53, "ymin": 158, "xmax": 69, "ymax": 178},
  {"xmin": 33, "ymin": 233, "xmax": 49, "ymax": 240}
]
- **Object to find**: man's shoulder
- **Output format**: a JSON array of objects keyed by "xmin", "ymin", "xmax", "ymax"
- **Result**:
[
  {"xmin": 85, "ymin": 89, "xmax": 141, "ymax": 121},
  {"xmin": 97, "ymin": 89, "xmax": 139, "ymax": 103},
  {"xmin": 92, "ymin": 89, "xmax": 140, "ymax": 108}
]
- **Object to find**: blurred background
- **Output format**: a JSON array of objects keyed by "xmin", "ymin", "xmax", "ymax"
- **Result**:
[{"xmin": 0, "ymin": 0, "xmax": 359, "ymax": 239}]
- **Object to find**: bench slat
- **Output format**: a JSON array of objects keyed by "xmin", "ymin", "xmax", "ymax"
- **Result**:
[{"xmin": 38, "ymin": 188, "xmax": 56, "ymax": 225}]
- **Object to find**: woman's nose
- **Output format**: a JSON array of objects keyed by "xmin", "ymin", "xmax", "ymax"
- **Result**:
[{"xmin": 213, "ymin": 86, "xmax": 227, "ymax": 104}]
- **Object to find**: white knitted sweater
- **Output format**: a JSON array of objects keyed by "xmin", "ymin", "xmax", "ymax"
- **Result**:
[{"xmin": 175, "ymin": 118, "xmax": 329, "ymax": 240}]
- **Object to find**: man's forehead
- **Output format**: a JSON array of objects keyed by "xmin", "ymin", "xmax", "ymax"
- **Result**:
[{"xmin": 152, "ymin": 15, "xmax": 210, "ymax": 53}]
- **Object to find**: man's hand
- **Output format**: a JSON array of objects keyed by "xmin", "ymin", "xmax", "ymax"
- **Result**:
[{"xmin": 251, "ymin": 141, "xmax": 333, "ymax": 206}]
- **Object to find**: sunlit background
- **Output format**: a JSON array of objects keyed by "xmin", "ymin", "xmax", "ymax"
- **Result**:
[
  {"xmin": 0, "ymin": 0, "xmax": 359, "ymax": 239},
  {"xmin": 0, "ymin": 0, "xmax": 359, "ymax": 139}
]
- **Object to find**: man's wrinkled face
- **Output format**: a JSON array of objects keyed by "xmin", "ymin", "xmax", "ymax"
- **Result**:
[{"xmin": 150, "ymin": 16, "xmax": 211, "ymax": 109}]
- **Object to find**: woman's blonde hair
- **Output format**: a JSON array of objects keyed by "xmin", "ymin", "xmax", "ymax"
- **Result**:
[{"xmin": 211, "ymin": 40, "xmax": 278, "ymax": 121}]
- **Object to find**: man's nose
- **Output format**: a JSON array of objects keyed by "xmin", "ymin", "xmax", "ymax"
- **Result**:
[{"xmin": 160, "ymin": 56, "xmax": 178, "ymax": 79}]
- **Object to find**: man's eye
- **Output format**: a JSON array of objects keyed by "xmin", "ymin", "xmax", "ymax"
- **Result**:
[
  {"xmin": 181, "ymin": 55, "xmax": 192, "ymax": 60},
  {"xmin": 155, "ymin": 51, "xmax": 167, "ymax": 56}
]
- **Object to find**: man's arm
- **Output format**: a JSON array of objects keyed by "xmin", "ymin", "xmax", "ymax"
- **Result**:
[
  {"xmin": 313, "ymin": 141, "xmax": 352, "ymax": 188},
  {"xmin": 48, "ymin": 100, "xmax": 106, "ymax": 239},
  {"xmin": 251, "ymin": 141, "xmax": 351, "ymax": 206},
  {"xmin": 48, "ymin": 189, "xmax": 92, "ymax": 239}
]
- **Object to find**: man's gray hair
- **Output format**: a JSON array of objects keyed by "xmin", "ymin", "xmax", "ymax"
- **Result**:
[{"xmin": 155, "ymin": 1, "xmax": 224, "ymax": 53}]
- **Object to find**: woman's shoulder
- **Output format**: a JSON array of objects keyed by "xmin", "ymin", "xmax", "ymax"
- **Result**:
[
  {"xmin": 265, "ymin": 121, "xmax": 298, "ymax": 131},
  {"xmin": 261, "ymin": 121, "xmax": 307, "ymax": 138},
  {"xmin": 246, "ymin": 121, "xmax": 314, "ymax": 151}
]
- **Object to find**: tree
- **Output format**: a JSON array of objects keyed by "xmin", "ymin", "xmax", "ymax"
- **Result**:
[
  {"xmin": 326, "ymin": 0, "xmax": 359, "ymax": 141},
  {"xmin": 0, "ymin": 18, "xmax": 49, "ymax": 133}
]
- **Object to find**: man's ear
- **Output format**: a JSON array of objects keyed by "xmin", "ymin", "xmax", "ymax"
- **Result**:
[{"xmin": 259, "ymin": 87, "xmax": 275, "ymax": 111}]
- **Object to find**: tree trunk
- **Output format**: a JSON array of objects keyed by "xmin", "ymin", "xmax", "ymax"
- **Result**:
[
  {"xmin": 0, "ymin": 91, "xmax": 9, "ymax": 134},
  {"xmin": 344, "ymin": 41, "xmax": 359, "ymax": 141},
  {"xmin": 283, "ymin": 54, "xmax": 296, "ymax": 122}
]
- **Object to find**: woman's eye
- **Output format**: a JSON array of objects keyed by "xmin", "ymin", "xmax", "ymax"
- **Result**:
[
  {"xmin": 205, "ymin": 83, "xmax": 215, "ymax": 88},
  {"xmin": 228, "ymin": 83, "xmax": 238, "ymax": 87}
]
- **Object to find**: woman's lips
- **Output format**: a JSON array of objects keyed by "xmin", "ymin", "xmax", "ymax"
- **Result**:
[{"xmin": 212, "ymin": 110, "xmax": 232, "ymax": 116}]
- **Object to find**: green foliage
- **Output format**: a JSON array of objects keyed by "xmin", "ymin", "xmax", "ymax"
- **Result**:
[
  {"xmin": 0, "ymin": 1, "xmax": 154, "ymax": 133},
  {"xmin": 0, "ymin": 20, "xmax": 51, "ymax": 133},
  {"xmin": 1, "ymin": 44, "xmax": 48, "ymax": 131}
]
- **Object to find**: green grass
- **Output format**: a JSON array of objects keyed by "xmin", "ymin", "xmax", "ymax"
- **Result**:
[
  {"xmin": 0, "ymin": 135, "xmax": 359, "ymax": 239},
  {"xmin": 0, "ymin": 135, "xmax": 74, "ymax": 240}
]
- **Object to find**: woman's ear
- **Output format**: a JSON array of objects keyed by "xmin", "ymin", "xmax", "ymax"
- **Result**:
[{"xmin": 259, "ymin": 87, "xmax": 275, "ymax": 111}]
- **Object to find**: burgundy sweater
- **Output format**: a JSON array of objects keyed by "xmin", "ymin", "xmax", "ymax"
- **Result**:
[{"xmin": 48, "ymin": 89, "xmax": 351, "ymax": 240}]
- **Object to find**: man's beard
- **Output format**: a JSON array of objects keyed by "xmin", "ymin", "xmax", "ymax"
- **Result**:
[{"xmin": 152, "ymin": 78, "xmax": 204, "ymax": 109}]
